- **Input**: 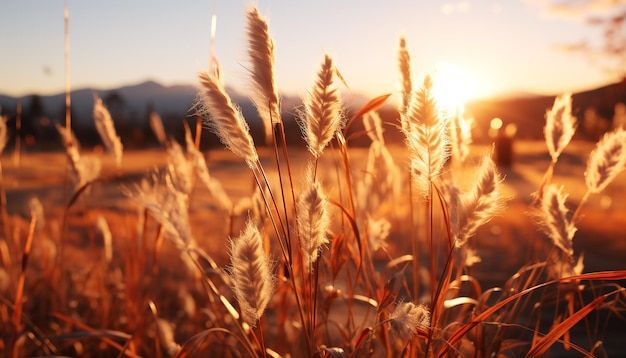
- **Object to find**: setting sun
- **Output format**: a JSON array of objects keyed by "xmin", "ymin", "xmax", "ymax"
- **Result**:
[{"xmin": 430, "ymin": 62, "xmax": 480, "ymax": 112}]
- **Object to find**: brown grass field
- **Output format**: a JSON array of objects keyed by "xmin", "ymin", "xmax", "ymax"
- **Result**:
[{"xmin": 1, "ymin": 138, "xmax": 625, "ymax": 356}]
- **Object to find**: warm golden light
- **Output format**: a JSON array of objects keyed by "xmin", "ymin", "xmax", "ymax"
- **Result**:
[{"xmin": 431, "ymin": 62, "xmax": 479, "ymax": 113}]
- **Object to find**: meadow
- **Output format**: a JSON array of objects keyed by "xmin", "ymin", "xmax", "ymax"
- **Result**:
[{"xmin": 1, "ymin": 6, "xmax": 626, "ymax": 357}]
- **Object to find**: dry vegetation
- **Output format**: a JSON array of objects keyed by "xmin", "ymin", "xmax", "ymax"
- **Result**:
[{"xmin": 1, "ymin": 6, "xmax": 626, "ymax": 357}]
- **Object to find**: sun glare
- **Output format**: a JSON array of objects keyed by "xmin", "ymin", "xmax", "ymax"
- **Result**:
[{"xmin": 431, "ymin": 62, "xmax": 479, "ymax": 113}]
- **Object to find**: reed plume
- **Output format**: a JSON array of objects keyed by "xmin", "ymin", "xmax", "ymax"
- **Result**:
[
  {"xmin": 297, "ymin": 168, "xmax": 330, "ymax": 272},
  {"xmin": 0, "ymin": 111, "xmax": 8, "ymax": 154},
  {"xmin": 56, "ymin": 124, "xmax": 100, "ymax": 188},
  {"xmin": 92, "ymin": 95, "xmax": 123, "ymax": 168},
  {"xmin": 452, "ymin": 155, "xmax": 504, "ymax": 248},
  {"xmin": 301, "ymin": 54, "xmax": 343, "ymax": 158},
  {"xmin": 585, "ymin": 128, "xmax": 626, "ymax": 194},
  {"xmin": 397, "ymin": 36, "xmax": 412, "ymax": 125},
  {"xmin": 183, "ymin": 125, "xmax": 232, "ymax": 211},
  {"xmin": 402, "ymin": 76, "xmax": 449, "ymax": 196},
  {"xmin": 196, "ymin": 72, "xmax": 259, "ymax": 168},
  {"xmin": 367, "ymin": 217, "xmax": 390, "ymax": 252},
  {"xmin": 246, "ymin": 6, "xmax": 280, "ymax": 144},
  {"xmin": 96, "ymin": 215, "xmax": 113, "ymax": 264},
  {"xmin": 449, "ymin": 105, "xmax": 473, "ymax": 164},
  {"xmin": 388, "ymin": 301, "xmax": 430, "ymax": 340},
  {"xmin": 229, "ymin": 219, "xmax": 274, "ymax": 326},
  {"xmin": 149, "ymin": 110, "xmax": 167, "ymax": 145},
  {"xmin": 545, "ymin": 93, "xmax": 576, "ymax": 162},
  {"xmin": 532, "ymin": 184, "xmax": 576, "ymax": 256},
  {"xmin": 166, "ymin": 139, "xmax": 194, "ymax": 195}
]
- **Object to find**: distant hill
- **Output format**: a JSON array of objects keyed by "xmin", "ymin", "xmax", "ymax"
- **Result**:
[
  {"xmin": 0, "ymin": 79, "xmax": 625, "ymax": 150},
  {"xmin": 466, "ymin": 80, "xmax": 626, "ymax": 142}
]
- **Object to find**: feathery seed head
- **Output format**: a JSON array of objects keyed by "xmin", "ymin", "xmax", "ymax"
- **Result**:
[
  {"xmin": 389, "ymin": 301, "xmax": 430, "ymax": 340},
  {"xmin": 93, "ymin": 95, "xmax": 123, "ymax": 168},
  {"xmin": 247, "ymin": 6, "xmax": 281, "ymax": 144},
  {"xmin": 402, "ymin": 75, "xmax": 449, "ymax": 196},
  {"xmin": 453, "ymin": 155, "xmax": 505, "ymax": 247},
  {"xmin": 545, "ymin": 93, "xmax": 576, "ymax": 162},
  {"xmin": 297, "ymin": 168, "xmax": 331, "ymax": 272},
  {"xmin": 166, "ymin": 139, "xmax": 194, "ymax": 195},
  {"xmin": 398, "ymin": 36, "xmax": 413, "ymax": 122},
  {"xmin": 149, "ymin": 111, "xmax": 167, "ymax": 145},
  {"xmin": 585, "ymin": 128, "xmax": 626, "ymax": 193},
  {"xmin": 301, "ymin": 54, "xmax": 343, "ymax": 158},
  {"xmin": 0, "ymin": 112, "xmax": 8, "ymax": 154},
  {"xmin": 183, "ymin": 125, "xmax": 232, "ymax": 211},
  {"xmin": 196, "ymin": 72, "xmax": 259, "ymax": 168},
  {"xmin": 229, "ymin": 219, "xmax": 274, "ymax": 326},
  {"xmin": 367, "ymin": 217, "xmax": 391, "ymax": 252},
  {"xmin": 532, "ymin": 184, "xmax": 576, "ymax": 256}
]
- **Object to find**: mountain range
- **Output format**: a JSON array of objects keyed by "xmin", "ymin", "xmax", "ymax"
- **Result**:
[{"xmin": 1, "ymin": 79, "xmax": 625, "ymax": 149}]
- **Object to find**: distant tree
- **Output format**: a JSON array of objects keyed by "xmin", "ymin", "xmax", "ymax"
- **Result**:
[{"xmin": 103, "ymin": 91, "xmax": 126, "ymax": 124}]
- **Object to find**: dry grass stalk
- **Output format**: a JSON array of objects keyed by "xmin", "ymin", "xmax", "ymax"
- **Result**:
[
  {"xmin": 545, "ymin": 93, "xmax": 576, "ymax": 162},
  {"xmin": 166, "ymin": 139, "xmax": 194, "ymax": 195},
  {"xmin": 93, "ymin": 95, "xmax": 123, "ymax": 168},
  {"xmin": 397, "ymin": 36, "xmax": 413, "ymax": 125},
  {"xmin": 246, "ymin": 6, "xmax": 280, "ymax": 144},
  {"xmin": 229, "ymin": 219, "xmax": 274, "ymax": 326},
  {"xmin": 196, "ymin": 72, "xmax": 258, "ymax": 168},
  {"xmin": 388, "ymin": 301, "xmax": 430, "ymax": 340},
  {"xmin": 452, "ymin": 155, "xmax": 504, "ymax": 248},
  {"xmin": 585, "ymin": 128, "xmax": 626, "ymax": 194},
  {"xmin": 183, "ymin": 125, "xmax": 232, "ymax": 211},
  {"xmin": 296, "ymin": 168, "xmax": 330, "ymax": 272},
  {"xmin": 301, "ymin": 54, "xmax": 342, "ymax": 158},
  {"xmin": 402, "ymin": 76, "xmax": 449, "ymax": 196},
  {"xmin": 149, "ymin": 110, "xmax": 167, "ymax": 145}
]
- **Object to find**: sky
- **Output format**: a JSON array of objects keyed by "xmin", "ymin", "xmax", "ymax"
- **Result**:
[{"xmin": 0, "ymin": 0, "xmax": 621, "ymax": 101}]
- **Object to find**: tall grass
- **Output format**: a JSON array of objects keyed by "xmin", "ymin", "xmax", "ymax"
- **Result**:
[{"xmin": 0, "ymin": 5, "xmax": 625, "ymax": 358}]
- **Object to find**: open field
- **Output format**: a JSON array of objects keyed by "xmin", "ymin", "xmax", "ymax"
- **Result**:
[{"xmin": 1, "ymin": 138, "xmax": 625, "ymax": 356}]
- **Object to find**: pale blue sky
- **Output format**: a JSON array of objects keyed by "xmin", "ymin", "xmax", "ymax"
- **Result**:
[{"xmin": 0, "ymin": 1, "xmax": 615, "ymax": 100}]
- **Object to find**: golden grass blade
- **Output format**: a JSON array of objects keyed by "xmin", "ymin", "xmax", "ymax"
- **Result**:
[
  {"xmin": 526, "ymin": 295, "xmax": 605, "ymax": 358},
  {"xmin": 437, "ymin": 270, "xmax": 626, "ymax": 356},
  {"xmin": 344, "ymin": 93, "xmax": 391, "ymax": 132}
]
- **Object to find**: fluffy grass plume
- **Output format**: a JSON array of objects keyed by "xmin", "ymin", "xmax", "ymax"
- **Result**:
[
  {"xmin": 183, "ymin": 125, "xmax": 232, "ymax": 211},
  {"xmin": 229, "ymin": 219, "xmax": 274, "ymax": 326},
  {"xmin": 196, "ymin": 72, "xmax": 259, "ymax": 168},
  {"xmin": 166, "ymin": 139, "xmax": 194, "ymax": 195},
  {"xmin": 389, "ymin": 301, "xmax": 430, "ymax": 340},
  {"xmin": 56, "ymin": 124, "xmax": 100, "ymax": 188},
  {"xmin": 149, "ymin": 110, "xmax": 167, "ymax": 145},
  {"xmin": 585, "ymin": 128, "xmax": 626, "ymax": 193},
  {"xmin": 397, "ymin": 36, "xmax": 412, "ymax": 123},
  {"xmin": 452, "ymin": 155, "xmax": 504, "ymax": 248},
  {"xmin": 402, "ymin": 76, "xmax": 449, "ymax": 196},
  {"xmin": 246, "ymin": 6, "xmax": 280, "ymax": 144},
  {"xmin": 545, "ymin": 93, "xmax": 576, "ymax": 162},
  {"xmin": 532, "ymin": 184, "xmax": 577, "ymax": 256},
  {"xmin": 93, "ymin": 95, "xmax": 123, "ymax": 168},
  {"xmin": 301, "ymin": 54, "xmax": 342, "ymax": 158},
  {"xmin": 96, "ymin": 215, "xmax": 113, "ymax": 264},
  {"xmin": 450, "ymin": 106, "xmax": 473, "ymax": 164},
  {"xmin": 0, "ymin": 111, "xmax": 8, "ymax": 154},
  {"xmin": 297, "ymin": 167, "xmax": 330, "ymax": 272}
]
